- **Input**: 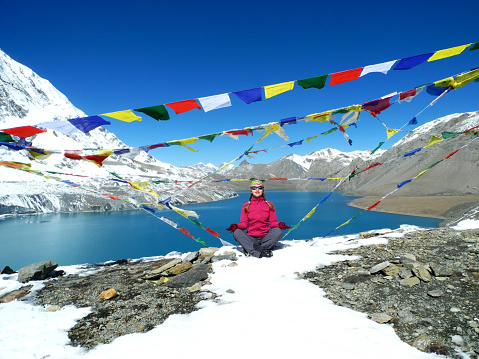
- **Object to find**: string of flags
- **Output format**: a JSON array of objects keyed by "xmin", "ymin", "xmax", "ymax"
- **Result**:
[
  {"xmin": 321, "ymin": 135, "xmax": 479, "ymax": 238},
  {"xmin": 41, "ymin": 42, "xmax": 479, "ymax": 123},
  {"xmin": 2, "ymin": 66, "xmax": 478, "ymax": 171}
]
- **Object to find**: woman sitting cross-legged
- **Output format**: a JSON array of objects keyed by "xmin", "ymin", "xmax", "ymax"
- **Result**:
[{"xmin": 226, "ymin": 180, "xmax": 291, "ymax": 258}]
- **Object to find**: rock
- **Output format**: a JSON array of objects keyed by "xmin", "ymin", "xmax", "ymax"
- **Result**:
[
  {"xmin": 226, "ymin": 289, "xmax": 235, "ymax": 294},
  {"xmin": 1, "ymin": 266, "xmax": 16, "ymax": 274},
  {"xmin": 341, "ymin": 283, "xmax": 355, "ymax": 290},
  {"xmin": 167, "ymin": 262, "xmax": 193, "ymax": 275},
  {"xmin": 411, "ymin": 264, "xmax": 432, "ymax": 282},
  {"xmin": 370, "ymin": 313, "xmax": 392, "ymax": 323},
  {"xmin": 183, "ymin": 251, "xmax": 199, "ymax": 263},
  {"xmin": 429, "ymin": 262, "xmax": 453, "ymax": 277},
  {"xmin": 143, "ymin": 258, "xmax": 182, "ymax": 280},
  {"xmin": 359, "ymin": 232, "xmax": 380, "ymax": 239},
  {"xmin": 369, "ymin": 261, "xmax": 390, "ymax": 274},
  {"xmin": 0, "ymin": 290, "xmax": 28, "ymax": 303},
  {"xmin": 399, "ymin": 267, "xmax": 413, "ymax": 279},
  {"xmin": 400, "ymin": 277, "xmax": 420, "ymax": 287},
  {"xmin": 17, "ymin": 260, "xmax": 58, "ymax": 283},
  {"xmin": 383, "ymin": 264, "xmax": 400, "ymax": 276},
  {"xmin": 99, "ymin": 288, "xmax": 117, "ymax": 300},
  {"xmin": 211, "ymin": 254, "xmax": 237, "ymax": 262},
  {"xmin": 45, "ymin": 305, "xmax": 61, "ymax": 312},
  {"xmin": 198, "ymin": 247, "xmax": 219, "ymax": 259},
  {"xmin": 413, "ymin": 334, "xmax": 431, "ymax": 351},
  {"xmin": 164, "ymin": 263, "xmax": 209, "ymax": 288},
  {"xmin": 186, "ymin": 282, "xmax": 203, "ymax": 293},
  {"xmin": 450, "ymin": 307, "xmax": 461, "ymax": 313},
  {"xmin": 427, "ymin": 289, "xmax": 444, "ymax": 298}
]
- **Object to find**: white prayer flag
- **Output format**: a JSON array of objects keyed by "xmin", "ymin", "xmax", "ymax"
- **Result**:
[
  {"xmin": 360, "ymin": 60, "xmax": 397, "ymax": 77},
  {"xmin": 198, "ymin": 93, "xmax": 232, "ymax": 112}
]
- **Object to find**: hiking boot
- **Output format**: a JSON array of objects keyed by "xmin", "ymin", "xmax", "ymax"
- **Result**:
[{"xmin": 260, "ymin": 249, "xmax": 273, "ymax": 258}]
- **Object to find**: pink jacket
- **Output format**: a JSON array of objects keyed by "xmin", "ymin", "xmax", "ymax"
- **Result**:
[{"xmin": 237, "ymin": 196, "xmax": 279, "ymax": 237}]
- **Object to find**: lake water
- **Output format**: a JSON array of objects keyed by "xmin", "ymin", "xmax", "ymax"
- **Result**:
[{"xmin": 0, "ymin": 191, "xmax": 441, "ymax": 269}]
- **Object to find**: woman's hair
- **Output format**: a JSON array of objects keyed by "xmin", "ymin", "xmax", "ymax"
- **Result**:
[{"xmin": 244, "ymin": 192, "xmax": 274, "ymax": 212}]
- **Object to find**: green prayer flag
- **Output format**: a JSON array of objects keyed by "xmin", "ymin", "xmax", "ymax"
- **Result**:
[
  {"xmin": 0, "ymin": 132, "xmax": 14, "ymax": 142},
  {"xmin": 427, "ymin": 159, "xmax": 443, "ymax": 169},
  {"xmin": 152, "ymin": 180, "xmax": 169, "ymax": 184},
  {"xmin": 189, "ymin": 218, "xmax": 204, "ymax": 228},
  {"xmin": 442, "ymin": 132, "xmax": 460, "ymax": 139},
  {"xmin": 371, "ymin": 141, "xmax": 385, "ymax": 155},
  {"xmin": 321, "ymin": 128, "xmax": 337, "ymax": 136},
  {"xmin": 297, "ymin": 74, "xmax": 328, "ymax": 90},
  {"xmin": 470, "ymin": 42, "xmax": 479, "ymax": 51},
  {"xmin": 195, "ymin": 237, "xmax": 208, "ymax": 247},
  {"xmin": 199, "ymin": 133, "xmax": 221, "ymax": 142},
  {"xmin": 134, "ymin": 105, "xmax": 170, "ymax": 121}
]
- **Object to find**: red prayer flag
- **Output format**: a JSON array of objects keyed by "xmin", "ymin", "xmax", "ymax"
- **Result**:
[
  {"xmin": 205, "ymin": 227, "xmax": 220, "ymax": 238},
  {"xmin": 364, "ymin": 162, "xmax": 383, "ymax": 171},
  {"xmin": 445, "ymin": 150, "xmax": 460, "ymax": 159},
  {"xmin": 2, "ymin": 126, "xmax": 47, "ymax": 138},
  {"xmin": 166, "ymin": 99, "xmax": 201, "ymax": 114},
  {"xmin": 267, "ymin": 178, "xmax": 288, "ymax": 181},
  {"xmin": 226, "ymin": 130, "xmax": 253, "ymax": 136},
  {"xmin": 102, "ymin": 193, "xmax": 120, "ymax": 200},
  {"xmin": 367, "ymin": 201, "xmax": 381, "ymax": 210},
  {"xmin": 362, "ymin": 97, "xmax": 392, "ymax": 117},
  {"xmin": 178, "ymin": 227, "xmax": 194, "ymax": 239},
  {"xmin": 399, "ymin": 88, "xmax": 417, "ymax": 102},
  {"xmin": 64, "ymin": 150, "xmax": 82, "ymax": 160},
  {"xmin": 83, "ymin": 155, "xmax": 110, "ymax": 166},
  {"xmin": 330, "ymin": 67, "xmax": 363, "ymax": 86}
]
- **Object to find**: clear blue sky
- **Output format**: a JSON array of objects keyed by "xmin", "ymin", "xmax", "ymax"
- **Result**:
[{"xmin": 1, "ymin": 0, "xmax": 478, "ymax": 167}]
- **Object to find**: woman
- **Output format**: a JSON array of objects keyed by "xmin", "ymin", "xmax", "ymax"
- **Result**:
[{"xmin": 226, "ymin": 180, "xmax": 291, "ymax": 258}]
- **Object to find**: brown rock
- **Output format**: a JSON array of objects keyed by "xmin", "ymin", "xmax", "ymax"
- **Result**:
[
  {"xmin": 0, "ymin": 290, "xmax": 28, "ymax": 303},
  {"xmin": 167, "ymin": 262, "xmax": 193, "ymax": 275},
  {"xmin": 99, "ymin": 288, "xmax": 117, "ymax": 300}
]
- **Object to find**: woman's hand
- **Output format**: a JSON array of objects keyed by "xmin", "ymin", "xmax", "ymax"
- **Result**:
[
  {"xmin": 278, "ymin": 222, "xmax": 291, "ymax": 230},
  {"xmin": 226, "ymin": 223, "xmax": 239, "ymax": 232}
]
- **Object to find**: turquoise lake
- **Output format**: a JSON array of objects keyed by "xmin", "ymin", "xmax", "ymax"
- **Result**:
[{"xmin": 0, "ymin": 191, "xmax": 441, "ymax": 269}]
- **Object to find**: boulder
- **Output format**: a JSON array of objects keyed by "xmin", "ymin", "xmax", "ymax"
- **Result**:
[
  {"xmin": 1, "ymin": 266, "xmax": 16, "ymax": 274},
  {"xmin": 0, "ymin": 290, "xmax": 28, "ymax": 303},
  {"xmin": 199, "ymin": 247, "xmax": 219, "ymax": 259},
  {"xmin": 164, "ymin": 263, "xmax": 209, "ymax": 288},
  {"xmin": 99, "ymin": 288, "xmax": 117, "ymax": 300},
  {"xmin": 17, "ymin": 260, "xmax": 58, "ymax": 283},
  {"xmin": 369, "ymin": 261, "xmax": 390, "ymax": 274}
]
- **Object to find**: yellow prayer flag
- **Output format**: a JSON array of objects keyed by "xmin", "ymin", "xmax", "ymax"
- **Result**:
[
  {"xmin": 413, "ymin": 170, "xmax": 428, "ymax": 179},
  {"xmin": 129, "ymin": 181, "xmax": 150, "ymax": 191},
  {"xmin": 386, "ymin": 128, "xmax": 399, "ymax": 139},
  {"xmin": 305, "ymin": 134, "xmax": 319, "ymax": 143},
  {"xmin": 301, "ymin": 206, "xmax": 317, "ymax": 221},
  {"xmin": 98, "ymin": 149, "xmax": 113, "ymax": 156},
  {"xmin": 424, "ymin": 135, "xmax": 443, "ymax": 148},
  {"xmin": 434, "ymin": 77, "xmax": 455, "ymax": 88},
  {"xmin": 29, "ymin": 150, "xmax": 51, "ymax": 160},
  {"xmin": 145, "ymin": 189, "xmax": 160, "ymax": 200},
  {"xmin": 336, "ymin": 219, "xmax": 351, "ymax": 229},
  {"xmin": 306, "ymin": 112, "xmax": 332, "ymax": 123},
  {"xmin": 101, "ymin": 110, "xmax": 142, "ymax": 122},
  {"xmin": 453, "ymin": 68, "xmax": 479, "ymax": 89},
  {"xmin": 264, "ymin": 81, "xmax": 295, "ymax": 99},
  {"xmin": 174, "ymin": 209, "xmax": 189, "ymax": 218},
  {"xmin": 428, "ymin": 44, "xmax": 471, "ymax": 62}
]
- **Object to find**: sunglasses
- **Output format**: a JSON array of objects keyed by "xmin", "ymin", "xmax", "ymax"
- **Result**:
[{"xmin": 251, "ymin": 186, "xmax": 264, "ymax": 190}]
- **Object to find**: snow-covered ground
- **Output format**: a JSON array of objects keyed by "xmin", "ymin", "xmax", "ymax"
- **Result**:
[{"xmin": 2, "ymin": 223, "xmax": 477, "ymax": 359}]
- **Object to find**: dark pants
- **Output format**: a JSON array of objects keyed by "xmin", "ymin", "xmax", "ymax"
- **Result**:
[{"xmin": 233, "ymin": 227, "xmax": 283, "ymax": 258}]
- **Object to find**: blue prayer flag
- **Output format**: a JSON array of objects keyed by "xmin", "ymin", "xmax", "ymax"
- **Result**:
[
  {"xmin": 233, "ymin": 88, "xmax": 262, "ymax": 104},
  {"xmin": 393, "ymin": 53, "xmax": 433, "ymax": 70}
]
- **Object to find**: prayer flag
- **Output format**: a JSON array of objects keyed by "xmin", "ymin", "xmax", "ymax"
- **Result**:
[
  {"xmin": 2, "ymin": 126, "xmax": 46, "ymax": 138},
  {"xmin": 453, "ymin": 68, "xmax": 479, "ymax": 88},
  {"xmin": 434, "ymin": 77, "xmax": 455, "ymax": 88},
  {"xmin": 134, "ymin": 105, "xmax": 170, "ymax": 121},
  {"xmin": 305, "ymin": 112, "xmax": 332, "ymax": 123},
  {"xmin": 280, "ymin": 117, "xmax": 297, "ymax": 126},
  {"xmin": 38, "ymin": 121, "xmax": 80, "ymax": 134},
  {"xmin": 362, "ymin": 97, "xmax": 391, "ymax": 117},
  {"xmin": 264, "ymin": 81, "xmax": 295, "ymax": 99},
  {"xmin": 64, "ymin": 150, "xmax": 82, "ymax": 160},
  {"xmin": 329, "ymin": 67, "xmax": 363, "ymax": 86},
  {"xmin": 393, "ymin": 53, "xmax": 433, "ymax": 70},
  {"xmin": 470, "ymin": 42, "xmax": 479, "ymax": 51},
  {"xmin": 426, "ymin": 84, "xmax": 449, "ymax": 96},
  {"xmin": 428, "ymin": 44, "xmax": 471, "ymax": 62},
  {"xmin": 442, "ymin": 132, "xmax": 460, "ymax": 139},
  {"xmin": 198, "ymin": 93, "xmax": 231, "ymax": 112},
  {"xmin": 387, "ymin": 128, "xmax": 398, "ymax": 139},
  {"xmin": 367, "ymin": 201, "xmax": 381, "ymax": 211},
  {"xmin": 101, "ymin": 110, "xmax": 142, "ymax": 122},
  {"xmin": 297, "ymin": 74, "xmax": 328, "ymax": 90},
  {"xmin": 398, "ymin": 87, "xmax": 423, "ymax": 103},
  {"xmin": 205, "ymin": 227, "xmax": 220, "ymax": 238},
  {"xmin": 0, "ymin": 132, "xmax": 14, "ymax": 142},
  {"xmin": 371, "ymin": 141, "xmax": 384, "ymax": 155},
  {"xmin": 233, "ymin": 88, "xmax": 262, "ymax": 104},
  {"xmin": 69, "ymin": 116, "xmax": 110, "ymax": 133},
  {"xmin": 424, "ymin": 135, "xmax": 443, "ymax": 148},
  {"xmin": 198, "ymin": 133, "xmax": 221, "ymax": 142},
  {"xmin": 29, "ymin": 148, "xmax": 50, "ymax": 160},
  {"xmin": 445, "ymin": 150, "xmax": 460, "ymax": 159},
  {"xmin": 83, "ymin": 155, "xmax": 110, "ymax": 167},
  {"xmin": 404, "ymin": 148, "xmax": 422, "ymax": 157},
  {"xmin": 166, "ymin": 99, "xmax": 201, "ymax": 114},
  {"xmin": 408, "ymin": 117, "xmax": 418, "ymax": 125},
  {"xmin": 178, "ymin": 227, "xmax": 194, "ymax": 239},
  {"xmin": 360, "ymin": 60, "xmax": 396, "ymax": 77},
  {"xmin": 397, "ymin": 180, "xmax": 412, "ymax": 188}
]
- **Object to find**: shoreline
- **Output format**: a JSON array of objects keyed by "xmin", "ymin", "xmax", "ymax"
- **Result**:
[{"xmin": 346, "ymin": 195, "xmax": 479, "ymax": 220}]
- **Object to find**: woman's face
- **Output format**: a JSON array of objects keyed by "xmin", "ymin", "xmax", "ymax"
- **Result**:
[{"xmin": 250, "ymin": 185, "xmax": 264, "ymax": 198}]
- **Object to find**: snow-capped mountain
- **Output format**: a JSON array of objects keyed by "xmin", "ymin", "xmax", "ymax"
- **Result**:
[{"xmin": 0, "ymin": 50, "xmax": 235, "ymax": 215}]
